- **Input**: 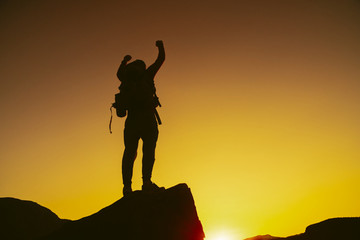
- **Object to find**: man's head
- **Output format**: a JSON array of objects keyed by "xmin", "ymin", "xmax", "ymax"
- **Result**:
[{"xmin": 125, "ymin": 60, "xmax": 146, "ymax": 79}]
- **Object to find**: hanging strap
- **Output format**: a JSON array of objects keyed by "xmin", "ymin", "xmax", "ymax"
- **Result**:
[
  {"xmin": 109, "ymin": 106, "xmax": 113, "ymax": 134},
  {"xmin": 153, "ymin": 93, "xmax": 162, "ymax": 125},
  {"xmin": 154, "ymin": 108, "xmax": 162, "ymax": 125}
]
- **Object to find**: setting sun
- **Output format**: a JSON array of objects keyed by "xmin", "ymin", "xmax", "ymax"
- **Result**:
[{"xmin": 206, "ymin": 229, "xmax": 242, "ymax": 240}]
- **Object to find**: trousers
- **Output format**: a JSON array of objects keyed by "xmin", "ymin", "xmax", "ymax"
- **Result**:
[{"xmin": 122, "ymin": 119, "xmax": 158, "ymax": 187}]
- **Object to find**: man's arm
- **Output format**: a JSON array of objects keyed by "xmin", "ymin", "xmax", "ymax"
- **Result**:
[
  {"xmin": 116, "ymin": 55, "xmax": 132, "ymax": 82},
  {"xmin": 146, "ymin": 40, "xmax": 165, "ymax": 79}
]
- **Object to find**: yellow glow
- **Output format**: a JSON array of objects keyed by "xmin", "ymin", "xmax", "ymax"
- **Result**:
[{"xmin": 205, "ymin": 228, "xmax": 242, "ymax": 240}]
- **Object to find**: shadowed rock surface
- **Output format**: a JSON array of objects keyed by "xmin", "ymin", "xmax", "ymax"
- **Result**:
[
  {"xmin": 3, "ymin": 187, "xmax": 359, "ymax": 240},
  {"xmin": 245, "ymin": 217, "xmax": 360, "ymax": 240},
  {"xmin": 303, "ymin": 217, "xmax": 360, "ymax": 240},
  {"xmin": 0, "ymin": 197, "xmax": 68, "ymax": 240},
  {"xmin": 41, "ymin": 183, "xmax": 204, "ymax": 240}
]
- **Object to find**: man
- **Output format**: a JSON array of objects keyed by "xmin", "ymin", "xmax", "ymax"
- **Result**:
[{"xmin": 116, "ymin": 40, "xmax": 165, "ymax": 196}]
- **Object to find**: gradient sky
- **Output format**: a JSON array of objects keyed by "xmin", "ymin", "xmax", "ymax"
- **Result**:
[{"xmin": 1, "ymin": 1, "xmax": 360, "ymax": 239}]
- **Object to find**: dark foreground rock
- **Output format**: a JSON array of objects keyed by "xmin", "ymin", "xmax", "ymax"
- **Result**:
[
  {"xmin": 1, "ymin": 184, "xmax": 204, "ymax": 240},
  {"xmin": 0, "ymin": 197, "xmax": 68, "ymax": 240},
  {"xmin": 41, "ymin": 183, "xmax": 204, "ymax": 240},
  {"xmin": 245, "ymin": 217, "xmax": 360, "ymax": 240},
  {"xmin": 303, "ymin": 217, "xmax": 360, "ymax": 240}
]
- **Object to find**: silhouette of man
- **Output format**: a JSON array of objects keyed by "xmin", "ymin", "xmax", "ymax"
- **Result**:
[{"xmin": 117, "ymin": 40, "xmax": 165, "ymax": 196}]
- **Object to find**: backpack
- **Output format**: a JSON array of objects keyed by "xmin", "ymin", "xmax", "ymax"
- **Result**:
[{"xmin": 109, "ymin": 78, "xmax": 162, "ymax": 134}]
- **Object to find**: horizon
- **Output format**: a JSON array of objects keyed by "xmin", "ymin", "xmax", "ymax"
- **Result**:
[{"xmin": 1, "ymin": 1, "xmax": 360, "ymax": 239}]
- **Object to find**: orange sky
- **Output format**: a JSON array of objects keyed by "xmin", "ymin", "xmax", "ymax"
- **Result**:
[{"xmin": 1, "ymin": 1, "xmax": 360, "ymax": 239}]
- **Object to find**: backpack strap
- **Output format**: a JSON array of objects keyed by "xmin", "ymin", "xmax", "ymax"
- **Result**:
[
  {"xmin": 154, "ymin": 108, "xmax": 162, "ymax": 125},
  {"xmin": 109, "ymin": 105, "xmax": 113, "ymax": 134}
]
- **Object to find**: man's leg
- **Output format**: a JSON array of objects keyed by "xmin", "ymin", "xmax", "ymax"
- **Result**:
[
  {"xmin": 122, "ymin": 126, "xmax": 139, "ymax": 195},
  {"xmin": 141, "ymin": 125, "xmax": 158, "ymax": 186}
]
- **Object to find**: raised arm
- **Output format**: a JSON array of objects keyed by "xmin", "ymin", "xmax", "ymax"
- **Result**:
[
  {"xmin": 116, "ymin": 55, "xmax": 132, "ymax": 82},
  {"xmin": 146, "ymin": 40, "xmax": 165, "ymax": 79}
]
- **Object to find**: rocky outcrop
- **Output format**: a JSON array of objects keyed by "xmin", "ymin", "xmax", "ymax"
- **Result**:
[
  {"xmin": 0, "ymin": 197, "xmax": 68, "ymax": 240},
  {"xmin": 245, "ymin": 217, "xmax": 360, "ymax": 240},
  {"xmin": 244, "ymin": 234, "xmax": 284, "ymax": 240},
  {"xmin": 1, "ymin": 184, "xmax": 204, "ymax": 240},
  {"xmin": 303, "ymin": 217, "xmax": 360, "ymax": 240},
  {"xmin": 42, "ymin": 183, "xmax": 204, "ymax": 240},
  {"xmin": 4, "ymin": 185, "xmax": 359, "ymax": 240}
]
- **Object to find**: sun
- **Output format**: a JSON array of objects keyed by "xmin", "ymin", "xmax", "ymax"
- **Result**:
[{"xmin": 206, "ymin": 229, "xmax": 236, "ymax": 240}]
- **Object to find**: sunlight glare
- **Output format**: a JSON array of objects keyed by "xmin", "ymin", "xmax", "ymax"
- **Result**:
[{"xmin": 206, "ymin": 229, "xmax": 236, "ymax": 240}]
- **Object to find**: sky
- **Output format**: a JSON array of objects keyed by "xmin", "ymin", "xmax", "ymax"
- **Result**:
[{"xmin": 1, "ymin": 0, "xmax": 360, "ymax": 239}]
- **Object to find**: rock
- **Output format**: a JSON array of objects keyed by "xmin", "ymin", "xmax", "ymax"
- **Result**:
[
  {"xmin": 246, "ymin": 217, "xmax": 360, "ymax": 240},
  {"xmin": 244, "ymin": 234, "xmax": 284, "ymax": 240},
  {"xmin": 304, "ymin": 217, "xmax": 360, "ymax": 240},
  {"xmin": 42, "ymin": 183, "xmax": 205, "ymax": 240},
  {"xmin": 0, "ymin": 197, "xmax": 67, "ymax": 240}
]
